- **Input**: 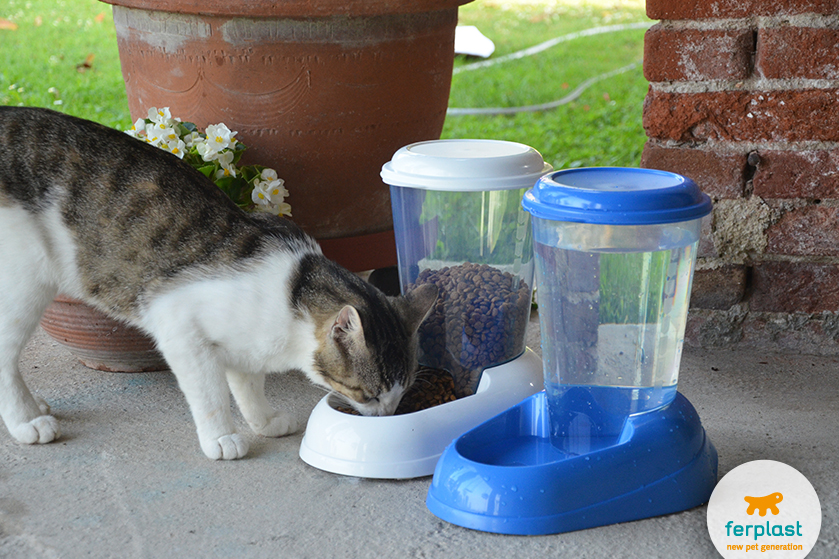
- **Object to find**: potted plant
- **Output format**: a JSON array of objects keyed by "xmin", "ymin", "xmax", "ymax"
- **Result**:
[{"xmin": 100, "ymin": 0, "xmax": 472, "ymax": 272}]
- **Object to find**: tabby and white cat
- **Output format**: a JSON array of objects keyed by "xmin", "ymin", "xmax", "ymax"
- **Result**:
[{"xmin": 0, "ymin": 107, "xmax": 437, "ymax": 460}]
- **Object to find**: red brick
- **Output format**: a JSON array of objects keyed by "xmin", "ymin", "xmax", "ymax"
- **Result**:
[
  {"xmin": 647, "ymin": 0, "xmax": 839, "ymax": 20},
  {"xmin": 687, "ymin": 309, "xmax": 839, "ymax": 354},
  {"xmin": 644, "ymin": 26, "xmax": 753, "ymax": 82},
  {"xmin": 684, "ymin": 309, "xmax": 744, "ymax": 348},
  {"xmin": 750, "ymin": 261, "xmax": 839, "ymax": 313},
  {"xmin": 752, "ymin": 149, "xmax": 839, "ymax": 198},
  {"xmin": 766, "ymin": 205, "xmax": 839, "ymax": 257},
  {"xmin": 644, "ymin": 89, "xmax": 839, "ymax": 143},
  {"xmin": 758, "ymin": 27, "xmax": 839, "ymax": 80},
  {"xmin": 741, "ymin": 312, "xmax": 839, "ymax": 355},
  {"xmin": 698, "ymin": 217, "xmax": 716, "ymax": 259},
  {"xmin": 641, "ymin": 143, "xmax": 746, "ymax": 198},
  {"xmin": 691, "ymin": 265, "xmax": 748, "ymax": 309}
]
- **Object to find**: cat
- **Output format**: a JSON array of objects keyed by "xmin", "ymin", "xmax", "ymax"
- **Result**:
[{"xmin": 0, "ymin": 106, "xmax": 437, "ymax": 460}]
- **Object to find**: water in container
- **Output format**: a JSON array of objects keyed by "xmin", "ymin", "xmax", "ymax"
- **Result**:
[{"xmin": 522, "ymin": 168, "xmax": 711, "ymax": 455}]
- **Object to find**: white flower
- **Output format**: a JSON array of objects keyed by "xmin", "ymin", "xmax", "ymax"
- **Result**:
[
  {"xmin": 123, "ymin": 109, "xmax": 290, "ymax": 216},
  {"xmin": 274, "ymin": 202, "xmax": 292, "ymax": 217},
  {"xmin": 215, "ymin": 151, "xmax": 237, "ymax": 178},
  {"xmin": 204, "ymin": 123, "xmax": 237, "ymax": 153},
  {"xmin": 194, "ymin": 123, "xmax": 237, "ymax": 162},
  {"xmin": 195, "ymin": 140, "xmax": 219, "ymax": 162},
  {"xmin": 253, "ymin": 196, "xmax": 290, "ymax": 216},
  {"xmin": 160, "ymin": 138, "xmax": 186, "ymax": 159},
  {"xmin": 260, "ymin": 168, "xmax": 279, "ymax": 182},
  {"xmin": 147, "ymin": 107, "xmax": 177, "ymax": 128},
  {"xmin": 160, "ymin": 127, "xmax": 179, "ymax": 143},
  {"xmin": 182, "ymin": 131, "xmax": 203, "ymax": 148},
  {"xmin": 143, "ymin": 123, "xmax": 163, "ymax": 147},
  {"xmin": 256, "ymin": 179, "xmax": 286, "ymax": 204},
  {"xmin": 148, "ymin": 107, "xmax": 170, "ymax": 122},
  {"xmin": 251, "ymin": 181, "xmax": 271, "ymax": 207},
  {"xmin": 125, "ymin": 117, "xmax": 147, "ymax": 139},
  {"xmin": 258, "ymin": 168, "xmax": 287, "ymax": 198},
  {"xmin": 251, "ymin": 171, "xmax": 290, "ymax": 216},
  {"xmin": 268, "ymin": 183, "xmax": 288, "ymax": 203}
]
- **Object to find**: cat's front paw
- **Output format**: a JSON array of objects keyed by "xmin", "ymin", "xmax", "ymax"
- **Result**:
[
  {"xmin": 201, "ymin": 433, "xmax": 249, "ymax": 460},
  {"xmin": 11, "ymin": 415, "xmax": 60, "ymax": 444},
  {"xmin": 251, "ymin": 411, "xmax": 298, "ymax": 438}
]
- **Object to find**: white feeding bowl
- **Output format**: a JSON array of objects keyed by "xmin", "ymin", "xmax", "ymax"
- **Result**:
[{"xmin": 299, "ymin": 349, "xmax": 543, "ymax": 479}]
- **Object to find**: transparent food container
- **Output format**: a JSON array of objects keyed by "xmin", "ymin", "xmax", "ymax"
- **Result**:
[{"xmin": 383, "ymin": 139, "xmax": 552, "ymax": 396}]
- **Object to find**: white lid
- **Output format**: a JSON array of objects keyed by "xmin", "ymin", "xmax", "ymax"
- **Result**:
[{"xmin": 380, "ymin": 139, "xmax": 552, "ymax": 191}]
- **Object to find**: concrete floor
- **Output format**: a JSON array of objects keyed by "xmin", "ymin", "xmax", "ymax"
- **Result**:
[{"xmin": 2, "ymin": 315, "xmax": 838, "ymax": 559}]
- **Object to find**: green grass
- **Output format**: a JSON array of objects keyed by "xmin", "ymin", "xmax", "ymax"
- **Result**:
[
  {"xmin": 0, "ymin": 0, "xmax": 128, "ymax": 128},
  {"xmin": 599, "ymin": 250, "xmax": 669, "ymax": 324},
  {"xmin": 0, "ymin": 0, "xmax": 650, "ymax": 168},
  {"xmin": 445, "ymin": 0, "xmax": 651, "ymax": 170}
]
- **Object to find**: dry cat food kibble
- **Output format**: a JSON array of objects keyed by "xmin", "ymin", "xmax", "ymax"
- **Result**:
[
  {"xmin": 408, "ymin": 262, "xmax": 531, "ymax": 398},
  {"xmin": 335, "ymin": 368, "xmax": 457, "ymax": 415},
  {"xmin": 335, "ymin": 405, "xmax": 360, "ymax": 415},
  {"xmin": 395, "ymin": 368, "xmax": 457, "ymax": 414}
]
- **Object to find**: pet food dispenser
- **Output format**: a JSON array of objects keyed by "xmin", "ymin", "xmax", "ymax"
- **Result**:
[
  {"xmin": 299, "ymin": 139, "xmax": 551, "ymax": 479},
  {"xmin": 426, "ymin": 167, "xmax": 718, "ymax": 534}
]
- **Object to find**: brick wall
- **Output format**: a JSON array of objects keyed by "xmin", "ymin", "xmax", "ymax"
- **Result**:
[{"xmin": 641, "ymin": 0, "xmax": 839, "ymax": 354}]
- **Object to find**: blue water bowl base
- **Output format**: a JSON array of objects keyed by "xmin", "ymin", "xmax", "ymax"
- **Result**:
[{"xmin": 426, "ymin": 391, "xmax": 718, "ymax": 535}]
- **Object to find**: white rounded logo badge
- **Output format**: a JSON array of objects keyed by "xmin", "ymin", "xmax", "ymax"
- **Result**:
[{"xmin": 707, "ymin": 460, "xmax": 821, "ymax": 558}]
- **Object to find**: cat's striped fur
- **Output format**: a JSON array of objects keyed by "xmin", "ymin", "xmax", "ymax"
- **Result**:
[{"xmin": 0, "ymin": 107, "xmax": 436, "ymax": 459}]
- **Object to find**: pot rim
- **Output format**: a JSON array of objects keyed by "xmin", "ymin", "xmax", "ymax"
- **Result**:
[{"xmin": 99, "ymin": 0, "xmax": 473, "ymax": 18}]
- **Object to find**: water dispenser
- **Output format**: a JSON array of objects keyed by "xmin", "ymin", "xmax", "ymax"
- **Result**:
[{"xmin": 426, "ymin": 167, "xmax": 718, "ymax": 534}]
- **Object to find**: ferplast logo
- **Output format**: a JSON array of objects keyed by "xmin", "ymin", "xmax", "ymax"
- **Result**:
[
  {"xmin": 723, "ymin": 492, "xmax": 803, "ymax": 547},
  {"xmin": 745, "ymin": 492, "xmax": 783, "ymax": 516},
  {"xmin": 707, "ymin": 461, "xmax": 821, "ymax": 558}
]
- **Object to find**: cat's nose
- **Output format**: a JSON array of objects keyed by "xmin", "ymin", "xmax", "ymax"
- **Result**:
[{"xmin": 352, "ymin": 394, "xmax": 399, "ymax": 416}]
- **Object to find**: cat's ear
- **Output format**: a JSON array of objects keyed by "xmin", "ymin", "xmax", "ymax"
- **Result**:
[
  {"xmin": 398, "ymin": 283, "xmax": 438, "ymax": 333},
  {"xmin": 331, "ymin": 305, "xmax": 365, "ymax": 346}
]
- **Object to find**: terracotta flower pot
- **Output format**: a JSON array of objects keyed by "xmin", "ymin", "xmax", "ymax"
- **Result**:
[
  {"xmin": 101, "ymin": 0, "xmax": 471, "ymax": 272},
  {"xmin": 40, "ymin": 295, "xmax": 168, "ymax": 372}
]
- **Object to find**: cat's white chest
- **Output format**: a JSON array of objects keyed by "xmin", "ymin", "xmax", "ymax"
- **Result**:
[{"xmin": 139, "ymin": 252, "xmax": 319, "ymax": 376}]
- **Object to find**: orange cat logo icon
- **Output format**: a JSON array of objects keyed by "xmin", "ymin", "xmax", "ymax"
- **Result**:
[{"xmin": 744, "ymin": 492, "xmax": 783, "ymax": 516}]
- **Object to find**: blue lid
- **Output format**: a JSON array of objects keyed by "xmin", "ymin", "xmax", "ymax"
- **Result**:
[{"xmin": 522, "ymin": 167, "xmax": 712, "ymax": 225}]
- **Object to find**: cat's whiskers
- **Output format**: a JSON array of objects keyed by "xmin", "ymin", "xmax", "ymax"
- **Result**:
[
  {"xmin": 311, "ymin": 383, "xmax": 331, "ymax": 395},
  {"xmin": 409, "ymin": 368, "xmax": 440, "ymax": 389},
  {"xmin": 328, "ymin": 390, "xmax": 355, "ymax": 408}
]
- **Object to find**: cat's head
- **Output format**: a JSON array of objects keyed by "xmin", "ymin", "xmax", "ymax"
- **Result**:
[{"xmin": 313, "ymin": 283, "xmax": 438, "ymax": 416}]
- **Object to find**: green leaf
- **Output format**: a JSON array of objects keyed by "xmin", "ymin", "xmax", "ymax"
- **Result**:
[
  {"xmin": 180, "ymin": 121, "xmax": 198, "ymax": 134},
  {"xmin": 240, "ymin": 165, "xmax": 262, "ymax": 183},
  {"xmin": 214, "ymin": 176, "xmax": 253, "ymax": 206},
  {"xmin": 197, "ymin": 164, "xmax": 215, "ymax": 178}
]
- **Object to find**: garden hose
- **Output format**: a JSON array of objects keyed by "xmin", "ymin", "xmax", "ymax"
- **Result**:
[{"xmin": 447, "ymin": 21, "xmax": 650, "ymax": 116}]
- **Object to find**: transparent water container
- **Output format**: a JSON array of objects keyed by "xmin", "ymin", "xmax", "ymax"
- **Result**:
[
  {"xmin": 522, "ymin": 167, "xmax": 712, "ymax": 454},
  {"xmin": 382, "ymin": 139, "xmax": 552, "ymax": 397}
]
